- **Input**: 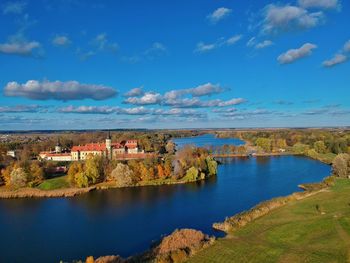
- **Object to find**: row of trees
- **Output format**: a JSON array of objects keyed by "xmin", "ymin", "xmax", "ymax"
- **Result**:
[
  {"xmin": 0, "ymin": 161, "xmax": 45, "ymax": 188},
  {"xmin": 66, "ymin": 146, "xmax": 218, "ymax": 188}
]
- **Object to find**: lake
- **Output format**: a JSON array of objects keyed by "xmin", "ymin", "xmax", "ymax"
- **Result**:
[{"xmin": 0, "ymin": 134, "xmax": 330, "ymax": 263}]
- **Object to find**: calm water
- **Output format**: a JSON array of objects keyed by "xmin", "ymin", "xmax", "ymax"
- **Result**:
[
  {"xmin": 173, "ymin": 133, "xmax": 245, "ymax": 149},
  {"xmin": 0, "ymin": 135, "xmax": 330, "ymax": 263}
]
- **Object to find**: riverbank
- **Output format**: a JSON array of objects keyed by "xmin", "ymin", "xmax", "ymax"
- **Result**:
[
  {"xmin": 0, "ymin": 173, "xmax": 215, "ymax": 199},
  {"xmin": 0, "ymin": 185, "xmax": 96, "ymax": 199},
  {"xmin": 188, "ymin": 177, "xmax": 350, "ymax": 263}
]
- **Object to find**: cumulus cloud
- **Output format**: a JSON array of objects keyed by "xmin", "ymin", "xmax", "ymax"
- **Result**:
[
  {"xmin": 164, "ymin": 83, "xmax": 224, "ymax": 100},
  {"xmin": 277, "ymin": 43, "xmax": 317, "ymax": 64},
  {"xmin": 207, "ymin": 7, "xmax": 232, "ymax": 24},
  {"xmin": 262, "ymin": 4, "xmax": 324, "ymax": 34},
  {"xmin": 123, "ymin": 83, "xmax": 245, "ymax": 108},
  {"xmin": 58, "ymin": 106, "xmax": 151, "ymax": 115},
  {"xmin": 0, "ymin": 40, "xmax": 40, "ymax": 56},
  {"xmin": 323, "ymin": 54, "xmax": 347, "ymax": 67},
  {"xmin": 124, "ymin": 87, "xmax": 144, "ymax": 97},
  {"xmin": 4, "ymin": 80, "xmax": 118, "ymax": 101},
  {"xmin": 298, "ymin": 0, "xmax": 339, "ymax": 9},
  {"xmin": 322, "ymin": 40, "xmax": 350, "ymax": 68},
  {"xmin": 2, "ymin": 1, "xmax": 26, "ymax": 14},
  {"xmin": 255, "ymin": 40, "xmax": 274, "ymax": 49},
  {"xmin": 52, "ymin": 35, "xmax": 71, "ymax": 47},
  {"xmin": 123, "ymin": 92, "xmax": 162, "ymax": 105}
]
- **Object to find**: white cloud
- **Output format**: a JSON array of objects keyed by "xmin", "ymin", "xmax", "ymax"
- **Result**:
[
  {"xmin": 123, "ymin": 92, "xmax": 162, "ymax": 105},
  {"xmin": 262, "ymin": 4, "xmax": 323, "ymax": 34},
  {"xmin": 246, "ymin": 37, "xmax": 257, "ymax": 47},
  {"xmin": 0, "ymin": 40, "xmax": 40, "ymax": 56},
  {"xmin": 323, "ymin": 54, "xmax": 347, "ymax": 67},
  {"xmin": 124, "ymin": 87, "xmax": 144, "ymax": 97},
  {"xmin": 195, "ymin": 35, "xmax": 242, "ymax": 53},
  {"xmin": 255, "ymin": 40, "xmax": 274, "ymax": 49},
  {"xmin": 52, "ymin": 35, "xmax": 71, "ymax": 47},
  {"xmin": 207, "ymin": 7, "xmax": 232, "ymax": 24},
  {"xmin": 277, "ymin": 43, "xmax": 317, "ymax": 64},
  {"xmin": 226, "ymin": 35, "xmax": 242, "ymax": 45},
  {"xmin": 92, "ymin": 33, "xmax": 118, "ymax": 52},
  {"xmin": 0, "ymin": 105, "xmax": 45, "ymax": 113},
  {"xmin": 298, "ymin": 0, "xmax": 339, "ymax": 9},
  {"xmin": 4, "ymin": 80, "xmax": 118, "ymax": 101},
  {"xmin": 164, "ymin": 83, "xmax": 224, "ymax": 100},
  {"xmin": 2, "ymin": 1, "xmax": 26, "ymax": 14},
  {"xmin": 344, "ymin": 40, "xmax": 350, "ymax": 53},
  {"xmin": 195, "ymin": 42, "xmax": 216, "ymax": 53}
]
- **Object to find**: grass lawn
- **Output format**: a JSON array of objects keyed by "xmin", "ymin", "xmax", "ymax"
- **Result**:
[
  {"xmin": 188, "ymin": 179, "xmax": 350, "ymax": 263},
  {"xmin": 37, "ymin": 175, "xmax": 70, "ymax": 190}
]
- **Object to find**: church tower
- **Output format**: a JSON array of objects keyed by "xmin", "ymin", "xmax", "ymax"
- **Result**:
[
  {"xmin": 55, "ymin": 138, "xmax": 62, "ymax": 153},
  {"xmin": 106, "ymin": 131, "xmax": 112, "ymax": 159}
]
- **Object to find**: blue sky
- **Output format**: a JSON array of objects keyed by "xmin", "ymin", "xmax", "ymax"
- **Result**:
[{"xmin": 0, "ymin": 0, "xmax": 349, "ymax": 130}]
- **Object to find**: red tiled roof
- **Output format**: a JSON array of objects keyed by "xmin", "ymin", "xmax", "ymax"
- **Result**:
[{"xmin": 72, "ymin": 143, "xmax": 107, "ymax": 152}]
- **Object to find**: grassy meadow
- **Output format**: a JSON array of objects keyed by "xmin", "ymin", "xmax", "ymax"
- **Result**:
[{"xmin": 188, "ymin": 178, "xmax": 350, "ymax": 263}]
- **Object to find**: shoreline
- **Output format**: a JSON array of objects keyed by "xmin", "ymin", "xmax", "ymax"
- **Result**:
[
  {"xmin": 0, "ymin": 153, "xmax": 329, "ymax": 199},
  {"xmin": 0, "ymin": 174, "xmax": 213, "ymax": 199}
]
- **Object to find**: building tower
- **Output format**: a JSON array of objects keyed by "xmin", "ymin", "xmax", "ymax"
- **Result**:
[
  {"xmin": 55, "ymin": 139, "xmax": 62, "ymax": 153},
  {"xmin": 106, "ymin": 131, "xmax": 112, "ymax": 159}
]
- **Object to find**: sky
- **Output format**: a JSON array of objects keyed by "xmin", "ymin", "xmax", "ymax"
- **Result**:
[{"xmin": 0, "ymin": 0, "xmax": 349, "ymax": 130}]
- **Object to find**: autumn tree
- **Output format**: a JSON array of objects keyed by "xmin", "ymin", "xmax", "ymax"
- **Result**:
[
  {"xmin": 67, "ymin": 162, "xmax": 84, "ymax": 186},
  {"xmin": 29, "ymin": 161, "xmax": 44, "ymax": 184},
  {"xmin": 110, "ymin": 163, "xmax": 136, "ymax": 187},
  {"xmin": 332, "ymin": 154, "xmax": 350, "ymax": 178},
  {"xmin": 10, "ymin": 167, "xmax": 29, "ymax": 188},
  {"xmin": 314, "ymin": 141, "xmax": 327, "ymax": 154}
]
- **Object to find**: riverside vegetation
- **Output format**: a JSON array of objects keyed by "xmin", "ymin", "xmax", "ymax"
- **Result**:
[
  {"xmin": 0, "ymin": 130, "xmax": 217, "ymax": 197},
  {"xmin": 79, "ymin": 153, "xmax": 350, "ymax": 263}
]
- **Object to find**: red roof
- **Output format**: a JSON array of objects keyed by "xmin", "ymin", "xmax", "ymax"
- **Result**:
[
  {"xmin": 72, "ymin": 143, "xmax": 107, "ymax": 152},
  {"xmin": 71, "ymin": 141, "xmax": 136, "ymax": 152}
]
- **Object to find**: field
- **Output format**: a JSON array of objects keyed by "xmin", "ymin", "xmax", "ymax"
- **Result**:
[
  {"xmin": 37, "ymin": 175, "xmax": 70, "ymax": 190},
  {"xmin": 188, "ymin": 179, "xmax": 350, "ymax": 263}
]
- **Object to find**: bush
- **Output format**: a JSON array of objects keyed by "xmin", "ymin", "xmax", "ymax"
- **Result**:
[{"xmin": 332, "ymin": 154, "xmax": 350, "ymax": 178}]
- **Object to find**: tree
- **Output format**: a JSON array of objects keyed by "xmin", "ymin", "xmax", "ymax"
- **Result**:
[
  {"xmin": 10, "ymin": 167, "xmax": 29, "ymax": 187},
  {"xmin": 314, "ymin": 141, "xmax": 327, "ymax": 154},
  {"xmin": 184, "ymin": 166, "xmax": 199, "ymax": 181},
  {"xmin": 206, "ymin": 157, "xmax": 217, "ymax": 176},
  {"xmin": 67, "ymin": 162, "xmax": 84, "ymax": 186},
  {"xmin": 110, "ymin": 163, "xmax": 136, "ymax": 187},
  {"xmin": 292, "ymin": 143, "xmax": 309, "ymax": 154},
  {"xmin": 165, "ymin": 141, "xmax": 176, "ymax": 154},
  {"xmin": 332, "ymin": 154, "xmax": 350, "ymax": 178},
  {"xmin": 1, "ymin": 164, "xmax": 13, "ymax": 186},
  {"xmin": 29, "ymin": 162, "xmax": 44, "ymax": 183},
  {"xmin": 75, "ymin": 172, "xmax": 89, "ymax": 188},
  {"xmin": 255, "ymin": 138, "xmax": 272, "ymax": 153},
  {"xmin": 157, "ymin": 164, "xmax": 165, "ymax": 178},
  {"xmin": 84, "ymin": 155, "xmax": 104, "ymax": 185}
]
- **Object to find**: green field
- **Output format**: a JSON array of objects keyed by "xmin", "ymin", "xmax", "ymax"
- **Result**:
[
  {"xmin": 37, "ymin": 176, "xmax": 70, "ymax": 190},
  {"xmin": 188, "ymin": 179, "xmax": 350, "ymax": 263}
]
